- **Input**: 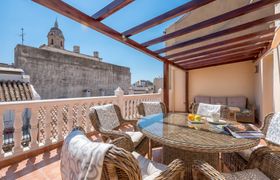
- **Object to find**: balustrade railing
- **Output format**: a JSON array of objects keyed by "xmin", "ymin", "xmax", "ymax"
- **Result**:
[{"xmin": 0, "ymin": 88, "xmax": 162, "ymax": 160}]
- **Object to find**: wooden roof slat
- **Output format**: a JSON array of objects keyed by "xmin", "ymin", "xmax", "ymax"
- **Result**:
[
  {"xmin": 32, "ymin": 0, "xmax": 184, "ymax": 70},
  {"xmin": 164, "ymin": 28, "xmax": 275, "ymax": 59},
  {"xmin": 179, "ymin": 49, "xmax": 263, "ymax": 66},
  {"xmin": 185, "ymin": 57, "xmax": 255, "ymax": 70},
  {"xmin": 175, "ymin": 45, "xmax": 267, "ymax": 63},
  {"xmin": 172, "ymin": 37, "xmax": 272, "ymax": 62},
  {"xmin": 92, "ymin": 0, "xmax": 134, "ymax": 21},
  {"xmin": 122, "ymin": 0, "xmax": 215, "ymax": 37},
  {"xmin": 142, "ymin": 0, "xmax": 280, "ymax": 47},
  {"xmin": 184, "ymin": 53, "xmax": 258, "ymax": 67},
  {"xmin": 155, "ymin": 14, "xmax": 280, "ymax": 54}
]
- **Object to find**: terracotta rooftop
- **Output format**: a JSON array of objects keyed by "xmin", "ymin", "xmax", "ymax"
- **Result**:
[{"xmin": 0, "ymin": 81, "xmax": 33, "ymax": 102}]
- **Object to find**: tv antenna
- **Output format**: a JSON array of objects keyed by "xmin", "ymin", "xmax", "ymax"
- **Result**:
[{"xmin": 19, "ymin": 28, "xmax": 25, "ymax": 45}]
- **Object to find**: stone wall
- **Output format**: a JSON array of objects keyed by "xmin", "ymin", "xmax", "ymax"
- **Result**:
[{"xmin": 15, "ymin": 45, "xmax": 131, "ymax": 99}]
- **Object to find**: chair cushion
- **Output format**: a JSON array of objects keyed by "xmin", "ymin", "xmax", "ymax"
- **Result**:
[
  {"xmin": 194, "ymin": 96, "xmax": 210, "ymax": 104},
  {"xmin": 237, "ymin": 141, "xmax": 266, "ymax": 161},
  {"xmin": 227, "ymin": 96, "xmax": 247, "ymax": 109},
  {"xmin": 197, "ymin": 103, "xmax": 221, "ymax": 117},
  {"xmin": 222, "ymin": 168, "xmax": 270, "ymax": 180},
  {"xmin": 132, "ymin": 152, "xmax": 167, "ymax": 180},
  {"xmin": 125, "ymin": 131, "xmax": 145, "ymax": 147},
  {"xmin": 265, "ymin": 112, "xmax": 280, "ymax": 146},
  {"xmin": 210, "ymin": 97, "xmax": 227, "ymax": 105},
  {"xmin": 142, "ymin": 102, "xmax": 163, "ymax": 116},
  {"xmin": 94, "ymin": 104, "xmax": 120, "ymax": 130}
]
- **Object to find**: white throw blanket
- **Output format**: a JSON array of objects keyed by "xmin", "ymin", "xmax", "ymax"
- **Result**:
[
  {"xmin": 265, "ymin": 112, "xmax": 280, "ymax": 145},
  {"xmin": 197, "ymin": 103, "xmax": 221, "ymax": 117},
  {"xmin": 60, "ymin": 130, "xmax": 113, "ymax": 180},
  {"xmin": 143, "ymin": 102, "xmax": 163, "ymax": 116}
]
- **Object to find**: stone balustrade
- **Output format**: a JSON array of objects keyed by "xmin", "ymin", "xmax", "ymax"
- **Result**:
[{"xmin": 0, "ymin": 88, "xmax": 163, "ymax": 161}]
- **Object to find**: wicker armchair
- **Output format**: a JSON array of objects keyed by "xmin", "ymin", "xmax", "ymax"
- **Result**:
[
  {"xmin": 192, "ymin": 147, "xmax": 280, "ymax": 180},
  {"xmin": 191, "ymin": 103, "xmax": 230, "ymax": 119},
  {"xmin": 222, "ymin": 112, "xmax": 280, "ymax": 171},
  {"xmin": 89, "ymin": 104, "xmax": 149, "ymax": 156},
  {"xmin": 137, "ymin": 102, "xmax": 167, "ymax": 117},
  {"xmin": 61, "ymin": 128, "xmax": 185, "ymax": 180},
  {"xmin": 137, "ymin": 101, "xmax": 166, "ymax": 149}
]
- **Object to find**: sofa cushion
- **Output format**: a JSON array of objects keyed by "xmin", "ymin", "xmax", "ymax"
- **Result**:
[
  {"xmin": 227, "ymin": 96, "xmax": 247, "ymax": 109},
  {"xmin": 194, "ymin": 96, "xmax": 210, "ymax": 104},
  {"xmin": 132, "ymin": 151, "xmax": 167, "ymax": 180},
  {"xmin": 222, "ymin": 168, "xmax": 270, "ymax": 180},
  {"xmin": 210, "ymin": 97, "xmax": 227, "ymax": 105}
]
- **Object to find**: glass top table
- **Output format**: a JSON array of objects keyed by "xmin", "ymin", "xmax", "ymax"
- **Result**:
[
  {"xmin": 137, "ymin": 113, "xmax": 260, "ymax": 179},
  {"xmin": 138, "ymin": 113, "xmax": 259, "ymax": 153}
]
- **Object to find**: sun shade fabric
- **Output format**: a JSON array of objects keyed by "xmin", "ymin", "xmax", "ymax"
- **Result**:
[{"xmin": 60, "ymin": 129, "xmax": 113, "ymax": 180}]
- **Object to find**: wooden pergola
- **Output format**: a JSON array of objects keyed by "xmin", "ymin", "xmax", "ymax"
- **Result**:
[{"xmin": 32, "ymin": 0, "xmax": 279, "ymax": 111}]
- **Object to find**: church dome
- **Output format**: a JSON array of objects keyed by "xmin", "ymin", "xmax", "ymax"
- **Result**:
[{"xmin": 47, "ymin": 20, "xmax": 64, "ymax": 39}]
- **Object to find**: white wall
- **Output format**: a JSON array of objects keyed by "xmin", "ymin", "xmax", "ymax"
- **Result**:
[
  {"xmin": 169, "ymin": 66, "xmax": 186, "ymax": 112},
  {"xmin": 188, "ymin": 61, "xmax": 255, "ymax": 104}
]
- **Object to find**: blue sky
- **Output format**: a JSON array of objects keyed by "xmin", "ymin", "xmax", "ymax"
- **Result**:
[{"xmin": 0, "ymin": 0, "xmax": 187, "ymax": 83}]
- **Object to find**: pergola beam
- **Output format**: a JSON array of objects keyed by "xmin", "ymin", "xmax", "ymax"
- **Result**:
[
  {"xmin": 32, "ymin": 0, "xmax": 185, "ymax": 70},
  {"xmin": 179, "ymin": 49, "xmax": 262, "ymax": 66},
  {"xmin": 172, "ymin": 37, "xmax": 272, "ymax": 62},
  {"xmin": 181, "ymin": 49, "xmax": 261, "ymax": 67},
  {"xmin": 175, "ymin": 46, "xmax": 266, "ymax": 64},
  {"xmin": 92, "ymin": 0, "xmax": 134, "ymax": 21},
  {"xmin": 142, "ymin": 0, "xmax": 280, "ymax": 47},
  {"xmin": 164, "ymin": 28, "xmax": 275, "ymax": 59},
  {"xmin": 184, "ymin": 56, "xmax": 256, "ymax": 70},
  {"xmin": 155, "ymin": 14, "xmax": 280, "ymax": 54},
  {"xmin": 122, "ymin": 0, "xmax": 215, "ymax": 37}
]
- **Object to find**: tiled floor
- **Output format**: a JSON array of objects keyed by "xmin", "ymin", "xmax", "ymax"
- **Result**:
[{"xmin": 0, "ymin": 132, "xmax": 163, "ymax": 180}]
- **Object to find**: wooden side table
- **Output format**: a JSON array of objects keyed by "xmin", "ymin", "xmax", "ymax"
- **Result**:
[{"xmin": 228, "ymin": 107, "xmax": 241, "ymax": 121}]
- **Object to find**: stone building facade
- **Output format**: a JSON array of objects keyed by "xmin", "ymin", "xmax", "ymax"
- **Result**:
[{"xmin": 14, "ymin": 21, "xmax": 131, "ymax": 99}]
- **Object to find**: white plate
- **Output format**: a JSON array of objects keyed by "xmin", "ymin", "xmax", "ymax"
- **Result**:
[{"xmin": 207, "ymin": 118, "xmax": 227, "ymax": 125}]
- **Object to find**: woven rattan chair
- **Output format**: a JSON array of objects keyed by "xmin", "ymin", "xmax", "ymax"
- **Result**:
[
  {"xmin": 137, "ymin": 101, "xmax": 166, "ymax": 149},
  {"xmin": 110, "ymin": 136, "xmax": 186, "ymax": 180},
  {"xmin": 137, "ymin": 102, "xmax": 167, "ymax": 117},
  {"xmin": 222, "ymin": 112, "xmax": 280, "ymax": 171},
  {"xmin": 192, "ymin": 146, "xmax": 280, "ymax": 180},
  {"xmin": 89, "ymin": 104, "xmax": 149, "ymax": 156},
  {"xmin": 61, "ymin": 127, "xmax": 185, "ymax": 180},
  {"xmin": 191, "ymin": 103, "xmax": 230, "ymax": 119}
]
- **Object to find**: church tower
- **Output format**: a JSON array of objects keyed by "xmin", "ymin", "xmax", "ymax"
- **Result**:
[{"xmin": 47, "ymin": 19, "xmax": 64, "ymax": 49}]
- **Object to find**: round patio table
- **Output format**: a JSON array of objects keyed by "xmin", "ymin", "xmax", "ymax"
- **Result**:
[{"xmin": 137, "ymin": 113, "xmax": 260, "ymax": 180}]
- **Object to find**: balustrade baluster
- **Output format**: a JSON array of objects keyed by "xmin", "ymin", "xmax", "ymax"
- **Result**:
[
  {"xmin": 30, "ymin": 107, "xmax": 39, "ymax": 149},
  {"xmin": 56, "ymin": 105, "xmax": 63, "ymax": 141},
  {"xmin": 67, "ymin": 105, "xmax": 74, "ymax": 133},
  {"xmin": 76, "ymin": 104, "xmax": 82, "ymax": 127},
  {"xmin": 84, "ymin": 105, "xmax": 92, "ymax": 133},
  {"xmin": 44, "ymin": 107, "xmax": 52, "ymax": 145},
  {"xmin": 13, "ymin": 109, "xmax": 23, "ymax": 153}
]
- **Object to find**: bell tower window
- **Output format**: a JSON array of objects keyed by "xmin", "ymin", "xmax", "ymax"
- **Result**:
[{"xmin": 51, "ymin": 39, "xmax": 54, "ymax": 45}]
